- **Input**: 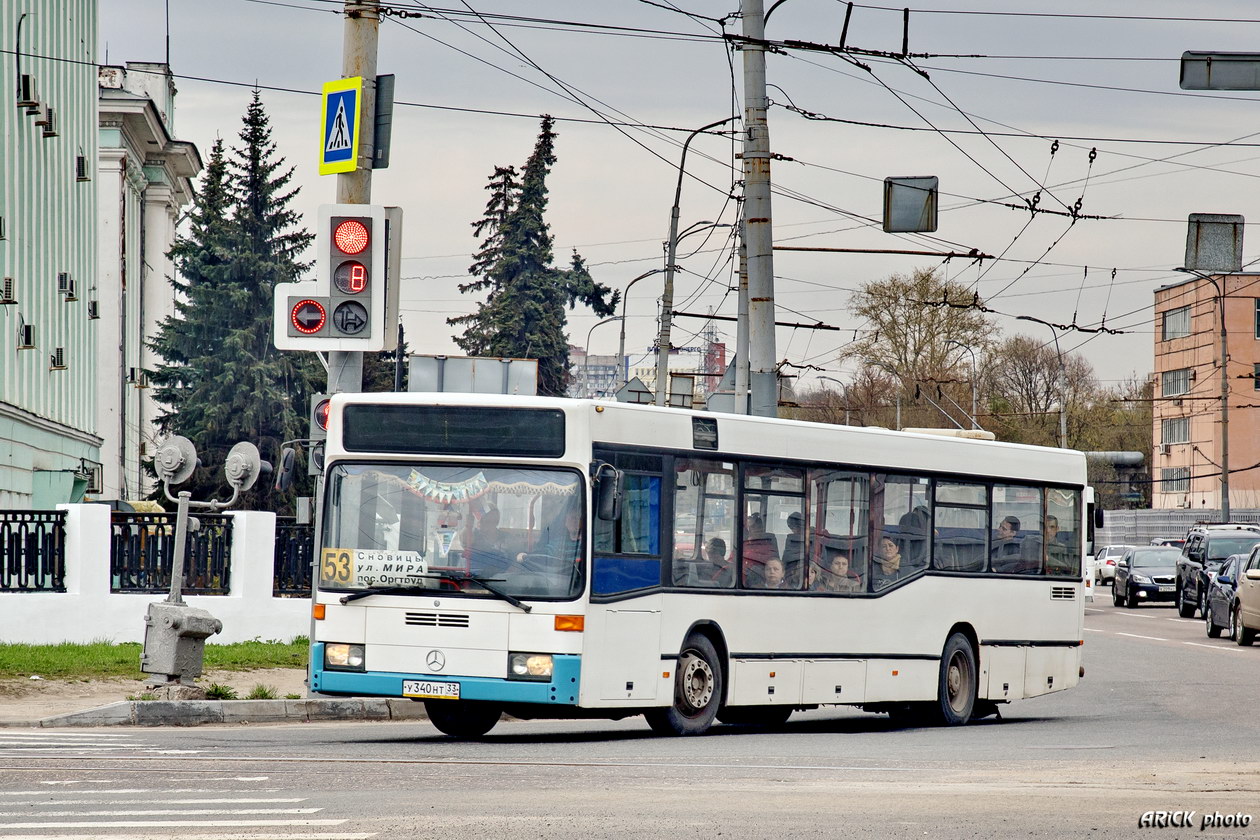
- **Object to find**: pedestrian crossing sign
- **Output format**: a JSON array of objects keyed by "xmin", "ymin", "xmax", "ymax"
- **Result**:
[{"xmin": 320, "ymin": 77, "xmax": 363, "ymax": 175}]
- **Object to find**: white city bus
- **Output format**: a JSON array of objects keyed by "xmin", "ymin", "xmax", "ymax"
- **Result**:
[{"xmin": 310, "ymin": 393, "xmax": 1087, "ymax": 737}]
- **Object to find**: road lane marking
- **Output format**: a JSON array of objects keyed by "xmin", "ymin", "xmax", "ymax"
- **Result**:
[
  {"xmin": 1084, "ymin": 628, "xmax": 1104, "ymax": 632},
  {"xmin": 0, "ymin": 808, "xmax": 321, "ymax": 817},
  {"xmin": 0, "ymin": 789, "xmax": 283, "ymax": 797},
  {"xmin": 0, "ymin": 834, "xmax": 374, "ymax": 840},
  {"xmin": 24, "ymin": 798, "xmax": 305, "ymax": 806},
  {"xmin": 1, "ymin": 819, "xmax": 348, "ymax": 829},
  {"xmin": 1116, "ymin": 632, "xmax": 1167, "ymax": 641},
  {"xmin": 1183, "ymin": 642, "xmax": 1244, "ymax": 652},
  {"xmin": 1114, "ymin": 613, "xmax": 1157, "ymax": 619}
]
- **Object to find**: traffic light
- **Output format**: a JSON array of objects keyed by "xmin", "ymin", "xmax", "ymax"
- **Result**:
[
  {"xmin": 272, "ymin": 204, "xmax": 402, "ymax": 352},
  {"xmin": 310, "ymin": 394, "xmax": 332, "ymax": 442}
]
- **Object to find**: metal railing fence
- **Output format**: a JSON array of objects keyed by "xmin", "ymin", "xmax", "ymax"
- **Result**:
[
  {"xmin": 109, "ymin": 512, "xmax": 233, "ymax": 595},
  {"xmin": 0, "ymin": 511, "xmax": 67, "ymax": 592}
]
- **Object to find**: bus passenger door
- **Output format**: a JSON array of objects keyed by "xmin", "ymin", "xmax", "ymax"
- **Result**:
[{"xmin": 594, "ymin": 607, "xmax": 662, "ymax": 701}]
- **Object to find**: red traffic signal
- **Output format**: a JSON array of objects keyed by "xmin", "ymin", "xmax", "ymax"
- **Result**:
[
  {"xmin": 313, "ymin": 398, "xmax": 332, "ymax": 433},
  {"xmin": 290, "ymin": 299, "xmax": 327, "ymax": 334},
  {"xmin": 333, "ymin": 219, "xmax": 370, "ymax": 255}
]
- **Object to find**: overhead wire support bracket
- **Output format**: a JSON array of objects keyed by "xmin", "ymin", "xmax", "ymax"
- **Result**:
[{"xmin": 775, "ymin": 245, "xmax": 992, "ymax": 261}]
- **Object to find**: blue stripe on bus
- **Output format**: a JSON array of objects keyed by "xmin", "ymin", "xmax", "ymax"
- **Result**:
[{"xmin": 311, "ymin": 651, "xmax": 582, "ymax": 705}]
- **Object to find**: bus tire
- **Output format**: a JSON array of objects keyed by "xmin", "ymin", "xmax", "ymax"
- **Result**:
[
  {"xmin": 934, "ymin": 632, "xmax": 976, "ymax": 726},
  {"xmin": 716, "ymin": 705, "xmax": 793, "ymax": 728},
  {"xmin": 424, "ymin": 700, "xmax": 501, "ymax": 738},
  {"xmin": 645, "ymin": 634, "xmax": 723, "ymax": 736}
]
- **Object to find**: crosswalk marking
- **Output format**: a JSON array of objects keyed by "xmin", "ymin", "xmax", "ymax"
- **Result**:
[
  {"xmin": 1, "ymin": 819, "xmax": 349, "ymax": 829},
  {"xmin": 0, "ymin": 808, "xmax": 322, "ymax": 817},
  {"xmin": 0, "ymin": 834, "xmax": 375, "ymax": 840}
]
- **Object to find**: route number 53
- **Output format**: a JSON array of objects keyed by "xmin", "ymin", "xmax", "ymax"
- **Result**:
[{"xmin": 321, "ymin": 548, "xmax": 354, "ymax": 584}]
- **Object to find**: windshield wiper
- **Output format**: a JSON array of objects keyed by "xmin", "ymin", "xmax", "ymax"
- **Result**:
[
  {"xmin": 338, "ymin": 573, "xmax": 532, "ymax": 613},
  {"xmin": 339, "ymin": 583, "xmax": 434, "ymax": 604}
]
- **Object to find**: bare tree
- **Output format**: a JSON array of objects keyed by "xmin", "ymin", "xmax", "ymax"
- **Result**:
[
  {"xmin": 842, "ymin": 267, "xmax": 997, "ymax": 383},
  {"xmin": 984, "ymin": 334, "xmax": 1097, "ymax": 447}
]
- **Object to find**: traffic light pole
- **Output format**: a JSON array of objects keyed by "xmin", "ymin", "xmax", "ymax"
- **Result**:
[{"xmin": 328, "ymin": 0, "xmax": 380, "ymax": 395}]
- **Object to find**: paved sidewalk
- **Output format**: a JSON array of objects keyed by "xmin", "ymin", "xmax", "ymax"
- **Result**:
[{"xmin": 5, "ymin": 697, "xmax": 429, "ymax": 728}]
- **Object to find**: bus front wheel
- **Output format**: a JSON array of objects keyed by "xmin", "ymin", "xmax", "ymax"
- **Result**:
[
  {"xmin": 935, "ymin": 632, "xmax": 977, "ymax": 726},
  {"xmin": 645, "ymin": 634, "xmax": 723, "ymax": 736},
  {"xmin": 424, "ymin": 700, "xmax": 502, "ymax": 738}
]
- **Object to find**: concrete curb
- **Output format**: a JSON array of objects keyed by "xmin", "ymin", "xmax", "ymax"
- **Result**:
[{"xmin": 4, "ymin": 698, "xmax": 429, "ymax": 728}]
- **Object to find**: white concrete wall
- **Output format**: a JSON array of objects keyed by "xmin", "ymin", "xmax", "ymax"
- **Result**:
[{"xmin": 0, "ymin": 505, "xmax": 310, "ymax": 645}]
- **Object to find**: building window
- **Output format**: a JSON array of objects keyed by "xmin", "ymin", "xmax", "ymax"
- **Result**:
[
  {"xmin": 1161, "ymin": 368, "xmax": 1191, "ymax": 397},
  {"xmin": 1162, "ymin": 305, "xmax": 1191, "ymax": 341},
  {"xmin": 1255, "ymin": 363, "xmax": 1260, "ymax": 392},
  {"xmin": 1161, "ymin": 467, "xmax": 1190, "ymax": 494},
  {"xmin": 1161, "ymin": 417, "xmax": 1189, "ymax": 444},
  {"xmin": 1255, "ymin": 299, "xmax": 1260, "ymax": 339}
]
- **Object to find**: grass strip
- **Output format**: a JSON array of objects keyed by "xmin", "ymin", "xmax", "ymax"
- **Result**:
[{"xmin": 0, "ymin": 637, "xmax": 309, "ymax": 680}]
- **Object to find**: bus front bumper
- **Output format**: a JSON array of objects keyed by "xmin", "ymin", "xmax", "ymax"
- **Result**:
[{"xmin": 311, "ymin": 645, "xmax": 582, "ymax": 705}]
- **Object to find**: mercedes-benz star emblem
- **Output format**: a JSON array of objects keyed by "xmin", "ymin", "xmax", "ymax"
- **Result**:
[{"xmin": 426, "ymin": 650, "xmax": 446, "ymax": 672}]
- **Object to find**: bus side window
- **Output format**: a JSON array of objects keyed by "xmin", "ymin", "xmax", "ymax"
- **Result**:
[
  {"xmin": 672, "ymin": 459, "xmax": 735, "ymax": 588},
  {"xmin": 809, "ymin": 468, "xmax": 871, "ymax": 591}
]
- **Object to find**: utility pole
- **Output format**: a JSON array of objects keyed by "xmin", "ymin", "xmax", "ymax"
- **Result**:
[
  {"xmin": 741, "ymin": 0, "xmax": 778, "ymax": 418},
  {"xmin": 734, "ymin": 225, "xmax": 749, "ymax": 414},
  {"xmin": 327, "ymin": 0, "xmax": 379, "ymax": 396}
]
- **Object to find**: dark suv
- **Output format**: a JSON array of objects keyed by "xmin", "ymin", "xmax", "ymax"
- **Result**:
[{"xmin": 1176, "ymin": 524, "xmax": 1260, "ymax": 618}]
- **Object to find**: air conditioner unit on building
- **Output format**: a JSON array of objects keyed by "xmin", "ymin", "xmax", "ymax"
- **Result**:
[
  {"xmin": 16, "ymin": 74, "xmax": 37, "ymax": 108},
  {"xmin": 42, "ymin": 106, "xmax": 57, "ymax": 138},
  {"xmin": 49, "ymin": 347, "xmax": 66, "ymax": 371},
  {"xmin": 87, "ymin": 299, "xmax": 99, "ymax": 319},
  {"xmin": 16, "ymin": 321, "xmax": 34, "ymax": 349},
  {"xmin": 1158, "ymin": 443, "xmax": 1170, "ymax": 456},
  {"xmin": 0, "ymin": 278, "xmax": 14, "ymax": 305},
  {"xmin": 75, "ymin": 155, "xmax": 90, "ymax": 181}
]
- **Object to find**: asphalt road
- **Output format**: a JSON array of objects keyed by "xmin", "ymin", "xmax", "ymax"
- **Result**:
[{"xmin": 3, "ymin": 595, "xmax": 1260, "ymax": 839}]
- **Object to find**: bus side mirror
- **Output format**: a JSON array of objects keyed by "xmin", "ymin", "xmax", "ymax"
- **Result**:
[
  {"xmin": 594, "ymin": 464, "xmax": 624, "ymax": 521},
  {"xmin": 1093, "ymin": 507, "xmax": 1105, "ymax": 528},
  {"xmin": 274, "ymin": 447, "xmax": 296, "ymax": 492}
]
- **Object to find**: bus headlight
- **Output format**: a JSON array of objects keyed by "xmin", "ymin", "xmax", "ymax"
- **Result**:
[
  {"xmin": 507, "ymin": 652, "xmax": 553, "ymax": 681},
  {"xmin": 325, "ymin": 643, "xmax": 365, "ymax": 671}
]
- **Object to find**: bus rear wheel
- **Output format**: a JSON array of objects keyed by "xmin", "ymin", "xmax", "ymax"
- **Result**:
[
  {"xmin": 934, "ymin": 632, "xmax": 977, "ymax": 726},
  {"xmin": 424, "ymin": 700, "xmax": 502, "ymax": 737},
  {"xmin": 645, "ymin": 634, "xmax": 723, "ymax": 736}
]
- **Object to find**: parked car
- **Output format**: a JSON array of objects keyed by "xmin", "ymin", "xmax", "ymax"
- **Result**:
[
  {"xmin": 1205, "ymin": 554, "xmax": 1246, "ymax": 639},
  {"xmin": 1176, "ymin": 524, "xmax": 1260, "ymax": 619},
  {"xmin": 1093, "ymin": 544, "xmax": 1134, "ymax": 584},
  {"xmin": 1235, "ymin": 546, "xmax": 1260, "ymax": 646},
  {"xmin": 1151, "ymin": 537, "xmax": 1185, "ymax": 548},
  {"xmin": 1113, "ymin": 547, "xmax": 1181, "ymax": 608}
]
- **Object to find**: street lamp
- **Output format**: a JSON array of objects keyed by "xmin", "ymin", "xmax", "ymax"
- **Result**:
[
  {"xmin": 617, "ymin": 268, "xmax": 666, "ymax": 388},
  {"xmin": 582, "ymin": 316, "xmax": 620, "ymax": 399},
  {"xmin": 656, "ymin": 116, "xmax": 737, "ymax": 407},
  {"xmin": 1174, "ymin": 266, "xmax": 1231, "ymax": 520},
  {"xmin": 816, "ymin": 375, "xmax": 850, "ymax": 425},
  {"xmin": 945, "ymin": 339, "xmax": 981, "ymax": 430},
  {"xmin": 1016, "ymin": 318, "xmax": 1068, "ymax": 449}
]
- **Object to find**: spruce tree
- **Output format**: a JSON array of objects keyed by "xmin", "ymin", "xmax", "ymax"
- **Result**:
[
  {"xmin": 449, "ymin": 117, "xmax": 618, "ymax": 396},
  {"xmin": 149, "ymin": 92, "xmax": 321, "ymax": 507}
]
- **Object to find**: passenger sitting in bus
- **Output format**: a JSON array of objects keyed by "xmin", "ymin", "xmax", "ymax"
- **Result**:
[
  {"xmin": 872, "ymin": 535, "xmax": 904, "ymax": 589},
  {"xmin": 742, "ymin": 512, "xmax": 779, "ymax": 586},
  {"xmin": 783, "ymin": 512, "xmax": 807, "ymax": 580},
  {"xmin": 898, "ymin": 504, "xmax": 931, "ymax": 566},
  {"xmin": 519, "ymin": 508, "xmax": 582, "ymax": 565},
  {"xmin": 809, "ymin": 554, "xmax": 862, "ymax": 593},
  {"xmin": 1042, "ymin": 514, "xmax": 1073, "ymax": 575},
  {"xmin": 468, "ymin": 507, "xmax": 511, "ymax": 576},
  {"xmin": 990, "ymin": 515, "xmax": 1023, "ymax": 572},
  {"xmin": 703, "ymin": 537, "xmax": 734, "ymax": 587},
  {"xmin": 760, "ymin": 557, "xmax": 787, "ymax": 589}
]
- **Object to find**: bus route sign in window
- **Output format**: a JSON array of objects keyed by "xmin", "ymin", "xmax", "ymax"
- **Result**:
[{"xmin": 343, "ymin": 405, "xmax": 566, "ymax": 458}]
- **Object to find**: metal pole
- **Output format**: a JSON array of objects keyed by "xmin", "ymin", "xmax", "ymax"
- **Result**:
[
  {"xmin": 742, "ymin": 0, "xmax": 778, "ymax": 418},
  {"xmin": 327, "ymin": 0, "xmax": 379, "ymax": 396},
  {"xmin": 656, "ymin": 118, "xmax": 734, "ymax": 407},
  {"xmin": 946, "ymin": 339, "xmax": 980, "ymax": 430},
  {"xmin": 735, "ymin": 225, "xmax": 749, "ymax": 415},
  {"xmin": 1214, "ymin": 277, "xmax": 1231, "ymax": 520},
  {"xmin": 166, "ymin": 491, "xmax": 191, "ymax": 606}
]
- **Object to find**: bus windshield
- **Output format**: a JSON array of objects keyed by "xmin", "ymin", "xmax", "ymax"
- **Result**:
[{"xmin": 322, "ymin": 463, "xmax": 585, "ymax": 601}]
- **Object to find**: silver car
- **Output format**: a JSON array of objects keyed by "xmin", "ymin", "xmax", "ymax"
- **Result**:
[{"xmin": 1093, "ymin": 545, "xmax": 1135, "ymax": 584}]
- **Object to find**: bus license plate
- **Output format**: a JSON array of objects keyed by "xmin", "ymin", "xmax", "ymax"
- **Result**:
[{"xmin": 403, "ymin": 680, "xmax": 460, "ymax": 700}]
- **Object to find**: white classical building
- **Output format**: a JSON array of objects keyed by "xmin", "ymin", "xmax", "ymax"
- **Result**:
[{"xmin": 97, "ymin": 63, "xmax": 200, "ymax": 500}]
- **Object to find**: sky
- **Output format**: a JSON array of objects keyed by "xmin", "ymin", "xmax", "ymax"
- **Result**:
[{"xmin": 97, "ymin": 0, "xmax": 1260, "ymax": 390}]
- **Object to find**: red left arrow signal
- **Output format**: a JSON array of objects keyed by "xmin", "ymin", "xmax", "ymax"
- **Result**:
[{"xmin": 291, "ymin": 299, "xmax": 327, "ymax": 334}]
